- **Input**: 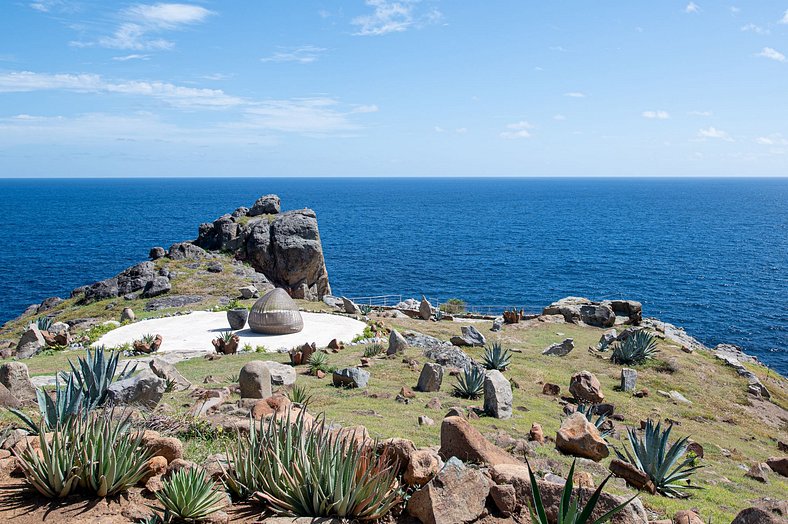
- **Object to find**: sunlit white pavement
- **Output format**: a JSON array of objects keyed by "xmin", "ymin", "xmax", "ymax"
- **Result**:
[{"xmin": 94, "ymin": 311, "xmax": 366, "ymax": 353}]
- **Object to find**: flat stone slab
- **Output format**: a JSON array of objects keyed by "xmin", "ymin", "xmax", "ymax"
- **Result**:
[{"xmin": 94, "ymin": 311, "xmax": 366, "ymax": 354}]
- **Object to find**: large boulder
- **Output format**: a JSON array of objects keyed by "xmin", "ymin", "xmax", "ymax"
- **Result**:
[
  {"xmin": 0, "ymin": 383, "xmax": 22, "ymax": 409},
  {"xmin": 417, "ymin": 363, "xmax": 443, "ymax": 392},
  {"xmin": 341, "ymin": 297, "xmax": 361, "ymax": 315},
  {"xmin": 195, "ymin": 214, "xmax": 242, "ymax": 251},
  {"xmin": 490, "ymin": 463, "xmax": 649, "ymax": 524},
  {"xmin": 268, "ymin": 210, "xmax": 331, "ymax": 300},
  {"xmin": 731, "ymin": 501, "xmax": 788, "ymax": 524},
  {"xmin": 0, "ymin": 363, "xmax": 36, "ymax": 403},
  {"xmin": 141, "ymin": 276, "xmax": 171, "ymax": 298},
  {"xmin": 569, "ymin": 370, "xmax": 605, "ymax": 403},
  {"xmin": 260, "ymin": 361, "xmax": 297, "ymax": 386},
  {"xmin": 15, "ymin": 325, "xmax": 46, "ymax": 358},
  {"xmin": 607, "ymin": 300, "xmax": 643, "ymax": 325},
  {"xmin": 556, "ymin": 412, "xmax": 609, "ymax": 461},
  {"xmin": 407, "ymin": 457, "xmax": 490, "ymax": 524},
  {"xmin": 543, "ymin": 297, "xmax": 616, "ymax": 328},
  {"xmin": 333, "ymin": 367, "xmax": 369, "ymax": 388},
  {"xmin": 439, "ymin": 416, "xmax": 521, "ymax": 466},
  {"xmin": 419, "ymin": 297, "xmax": 432, "ymax": 320},
  {"xmin": 117, "ymin": 261, "xmax": 157, "ymax": 295},
  {"xmin": 483, "ymin": 370, "xmax": 512, "ymax": 419},
  {"xmin": 249, "ymin": 194, "xmax": 281, "ymax": 216},
  {"xmin": 83, "ymin": 277, "xmax": 119, "ymax": 302},
  {"xmin": 542, "ymin": 338, "xmax": 574, "ymax": 357},
  {"xmin": 387, "ymin": 329, "xmax": 408, "ymax": 355},
  {"xmin": 168, "ymin": 242, "xmax": 209, "ymax": 260},
  {"xmin": 149, "ymin": 358, "xmax": 191, "ymax": 391},
  {"xmin": 450, "ymin": 325, "xmax": 486, "ymax": 347},
  {"xmin": 107, "ymin": 369, "xmax": 166, "ymax": 408},
  {"xmin": 239, "ymin": 361, "xmax": 273, "ymax": 399}
]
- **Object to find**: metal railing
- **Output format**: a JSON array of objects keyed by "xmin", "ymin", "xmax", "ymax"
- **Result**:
[
  {"xmin": 345, "ymin": 293, "xmax": 537, "ymax": 317},
  {"xmin": 345, "ymin": 294, "xmax": 403, "ymax": 307}
]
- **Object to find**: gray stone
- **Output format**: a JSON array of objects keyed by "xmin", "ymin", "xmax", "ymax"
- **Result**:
[
  {"xmin": 149, "ymin": 358, "xmax": 191, "ymax": 391},
  {"xmin": 15, "ymin": 325, "xmax": 46, "ymax": 358},
  {"xmin": 597, "ymin": 330, "xmax": 617, "ymax": 351},
  {"xmin": 491, "ymin": 316, "xmax": 503, "ymax": 332},
  {"xmin": 332, "ymin": 367, "xmax": 370, "ymax": 388},
  {"xmin": 669, "ymin": 390, "xmax": 692, "ymax": 404},
  {"xmin": 419, "ymin": 296, "xmax": 432, "ymax": 320},
  {"xmin": 168, "ymin": 242, "xmax": 209, "ymax": 260},
  {"xmin": 450, "ymin": 325, "xmax": 486, "ymax": 347},
  {"xmin": 141, "ymin": 276, "xmax": 172, "ymax": 298},
  {"xmin": 341, "ymin": 297, "xmax": 361, "ymax": 315},
  {"xmin": 48, "ymin": 322, "xmax": 70, "ymax": 336},
  {"xmin": 117, "ymin": 261, "xmax": 157, "ymax": 295},
  {"xmin": 107, "ymin": 369, "xmax": 166, "ymax": 408},
  {"xmin": 149, "ymin": 246, "xmax": 166, "ymax": 260},
  {"xmin": 0, "ymin": 383, "xmax": 22, "ymax": 409},
  {"xmin": 195, "ymin": 214, "xmax": 241, "ymax": 251},
  {"xmin": 206, "ymin": 262, "xmax": 224, "ymax": 273},
  {"xmin": 249, "ymin": 194, "xmax": 281, "ymax": 216},
  {"xmin": 260, "ymin": 361, "xmax": 297, "ymax": 386},
  {"xmin": 387, "ymin": 329, "xmax": 408, "ymax": 355},
  {"xmin": 543, "ymin": 297, "xmax": 616, "ymax": 328},
  {"xmin": 239, "ymin": 361, "xmax": 273, "ymax": 399},
  {"xmin": 37, "ymin": 296, "xmax": 62, "ymax": 312},
  {"xmin": 144, "ymin": 295, "xmax": 204, "ymax": 311},
  {"xmin": 239, "ymin": 286, "xmax": 259, "ymax": 299},
  {"xmin": 620, "ymin": 368, "xmax": 637, "ymax": 392},
  {"xmin": 407, "ymin": 457, "xmax": 490, "ymax": 524},
  {"xmin": 417, "ymin": 363, "xmax": 444, "ymax": 392},
  {"xmin": 83, "ymin": 277, "xmax": 119, "ymax": 302},
  {"xmin": 542, "ymin": 338, "xmax": 574, "ymax": 356},
  {"xmin": 483, "ymin": 370, "xmax": 512, "ymax": 419},
  {"xmin": 731, "ymin": 502, "xmax": 788, "ymax": 524},
  {"xmin": 120, "ymin": 307, "xmax": 136, "ymax": 322},
  {"xmin": 0, "ymin": 362, "xmax": 36, "ymax": 403}
]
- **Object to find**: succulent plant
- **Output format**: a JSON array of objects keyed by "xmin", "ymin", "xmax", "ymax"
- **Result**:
[
  {"xmin": 453, "ymin": 365, "xmax": 486, "ymax": 399},
  {"xmin": 218, "ymin": 330, "xmax": 236, "ymax": 343},
  {"xmin": 363, "ymin": 343, "xmax": 385, "ymax": 357},
  {"xmin": 481, "ymin": 341, "xmax": 512, "ymax": 371},
  {"xmin": 614, "ymin": 419, "xmax": 702, "ymax": 498},
  {"xmin": 286, "ymin": 384, "xmax": 313, "ymax": 407},
  {"xmin": 307, "ymin": 351, "xmax": 328, "ymax": 375},
  {"xmin": 611, "ymin": 331, "xmax": 658, "ymax": 365},
  {"xmin": 525, "ymin": 457, "xmax": 637, "ymax": 524},
  {"xmin": 36, "ymin": 316, "xmax": 54, "ymax": 332},
  {"xmin": 13, "ymin": 419, "xmax": 81, "ymax": 498},
  {"xmin": 63, "ymin": 346, "xmax": 136, "ymax": 411},
  {"xmin": 154, "ymin": 468, "xmax": 226, "ymax": 521},
  {"xmin": 359, "ymin": 304, "xmax": 373, "ymax": 315},
  {"xmin": 224, "ymin": 410, "xmax": 400, "ymax": 519}
]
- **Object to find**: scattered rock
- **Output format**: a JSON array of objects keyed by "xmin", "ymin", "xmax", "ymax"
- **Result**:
[
  {"xmin": 745, "ymin": 463, "xmax": 770, "ymax": 483},
  {"xmin": 332, "ymin": 367, "xmax": 370, "ymax": 388},
  {"xmin": 686, "ymin": 441, "xmax": 704, "ymax": 459},
  {"xmin": 450, "ymin": 325, "xmax": 486, "ymax": 347},
  {"xmin": 597, "ymin": 330, "xmax": 618, "ymax": 351},
  {"xmin": 483, "ymin": 370, "xmax": 512, "ymax": 419},
  {"xmin": 490, "ymin": 483, "xmax": 517, "ymax": 516},
  {"xmin": 609, "ymin": 458, "xmax": 656, "ymax": 494},
  {"xmin": 239, "ymin": 285, "xmax": 259, "ymax": 299},
  {"xmin": 145, "ymin": 436, "xmax": 184, "ymax": 463},
  {"xmin": 542, "ymin": 383, "xmax": 560, "ymax": 396},
  {"xmin": 766, "ymin": 456, "xmax": 787, "ymax": 477},
  {"xmin": 388, "ymin": 329, "xmax": 408, "ymax": 355},
  {"xmin": 491, "ymin": 317, "xmax": 504, "ymax": 332},
  {"xmin": 341, "ymin": 297, "xmax": 361, "ymax": 315},
  {"xmin": 417, "ymin": 363, "xmax": 444, "ymax": 392},
  {"xmin": 0, "ymin": 383, "xmax": 21, "ymax": 409},
  {"xmin": 529, "ymin": 423, "xmax": 545, "ymax": 444},
  {"xmin": 418, "ymin": 415, "xmax": 435, "ymax": 426},
  {"xmin": 141, "ymin": 276, "xmax": 171, "ymax": 298},
  {"xmin": 0, "ymin": 362, "xmax": 36, "ymax": 403},
  {"xmin": 731, "ymin": 501, "xmax": 788, "ymax": 524},
  {"xmin": 620, "ymin": 368, "xmax": 637, "ymax": 392},
  {"xmin": 542, "ymin": 338, "xmax": 574, "ymax": 357},
  {"xmin": 149, "ymin": 358, "xmax": 191, "ymax": 391},
  {"xmin": 149, "ymin": 246, "xmax": 166, "ymax": 260},
  {"xmin": 555, "ymin": 412, "xmax": 609, "ymax": 462},
  {"xmin": 404, "ymin": 449, "xmax": 442, "ymax": 486},
  {"xmin": 167, "ymin": 242, "xmax": 209, "ymax": 260},
  {"xmin": 669, "ymin": 391, "xmax": 692, "ymax": 404},
  {"xmin": 259, "ymin": 361, "xmax": 297, "ymax": 386},
  {"xmin": 407, "ymin": 457, "xmax": 491, "ymax": 524},
  {"xmin": 426, "ymin": 397, "xmax": 442, "ymax": 410},
  {"xmin": 439, "ymin": 416, "xmax": 521, "ymax": 466},
  {"xmin": 543, "ymin": 297, "xmax": 616, "ymax": 328},
  {"xmin": 419, "ymin": 297, "xmax": 432, "ymax": 320},
  {"xmin": 120, "ymin": 307, "xmax": 136, "ymax": 322},
  {"xmin": 15, "ymin": 325, "xmax": 45, "ymax": 359},
  {"xmin": 107, "ymin": 368, "xmax": 166, "ymax": 408},
  {"xmin": 569, "ymin": 370, "xmax": 604, "ymax": 403},
  {"xmin": 142, "ymin": 456, "xmax": 168, "ymax": 483},
  {"xmin": 674, "ymin": 510, "xmax": 704, "ymax": 524},
  {"xmin": 249, "ymin": 194, "xmax": 281, "ymax": 215},
  {"xmin": 239, "ymin": 361, "xmax": 273, "ymax": 399}
]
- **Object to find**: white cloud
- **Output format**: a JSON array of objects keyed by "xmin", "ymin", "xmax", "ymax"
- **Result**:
[
  {"xmin": 29, "ymin": 0, "xmax": 75, "ymax": 13},
  {"xmin": 698, "ymin": 126, "xmax": 733, "ymax": 141},
  {"xmin": 0, "ymin": 71, "xmax": 243, "ymax": 108},
  {"xmin": 261, "ymin": 45, "xmax": 326, "ymax": 64},
  {"xmin": 351, "ymin": 104, "xmax": 379, "ymax": 113},
  {"xmin": 455, "ymin": 127, "xmax": 467, "ymax": 134},
  {"xmin": 685, "ymin": 2, "xmax": 700, "ymax": 14},
  {"xmin": 84, "ymin": 3, "xmax": 214, "ymax": 51},
  {"xmin": 730, "ymin": 6, "xmax": 740, "ymax": 14},
  {"xmin": 202, "ymin": 73, "xmax": 231, "ymax": 81},
  {"xmin": 741, "ymin": 23, "xmax": 770, "ymax": 35},
  {"xmin": 757, "ymin": 47, "xmax": 786, "ymax": 62},
  {"xmin": 781, "ymin": 9, "xmax": 788, "ymax": 24},
  {"xmin": 352, "ymin": 0, "xmax": 442, "ymax": 36},
  {"xmin": 237, "ymin": 98, "xmax": 363, "ymax": 135},
  {"xmin": 642, "ymin": 110, "xmax": 670, "ymax": 119},
  {"xmin": 433, "ymin": 126, "xmax": 444, "ymax": 133},
  {"xmin": 755, "ymin": 134, "xmax": 788, "ymax": 146},
  {"xmin": 553, "ymin": 114, "xmax": 566, "ymax": 121},
  {"xmin": 564, "ymin": 92, "xmax": 586, "ymax": 98},
  {"xmin": 689, "ymin": 110, "xmax": 712, "ymax": 116},
  {"xmin": 112, "ymin": 54, "xmax": 150, "ymax": 61},
  {"xmin": 500, "ymin": 121, "xmax": 534, "ymax": 139}
]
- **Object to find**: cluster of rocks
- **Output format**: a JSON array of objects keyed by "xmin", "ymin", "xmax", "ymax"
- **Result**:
[{"xmin": 542, "ymin": 297, "xmax": 642, "ymax": 327}]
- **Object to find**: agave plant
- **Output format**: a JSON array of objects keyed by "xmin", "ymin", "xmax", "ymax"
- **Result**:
[
  {"xmin": 614, "ymin": 419, "xmax": 702, "ymax": 498},
  {"xmin": 13, "ymin": 420, "xmax": 81, "ymax": 498},
  {"xmin": 526, "ymin": 457, "xmax": 637, "ymax": 524},
  {"xmin": 576, "ymin": 403, "xmax": 612, "ymax": 440},
  {"xmin": 224, "ymin": 410, "xmax": 400, "ymax": 519},
  {"xmin": 481, "ymin": 342, "xmax": 512, "ymax": 371},
  {"xmin": 218, "ymin": 330, "xmax": 236, "ymax": 343},
  {"xmin": 453, "ymin": 365, "xmax": 486, "ymax": 399},
  {"xmin": 76, "ymin": 411, "xmax": 152, "ymax": 497},
  {"xmin": 307, "ymin": 351, "xmax": 328, "ymax": 375},
  {"xmin": 10, "ymin": 373, "xmax": 85, "ymax": 433},
  {"xmin": 611, "ymin": 331, "xmax": 658, "ymax": 365},
  {"xmin": 141, "ymin": 333, "xmax": 157, "ymax": 345},
  {"xmin": 36, "ymin": 316, "xmax": 54, "ymax": 332},
  {"xmin": 286, "ymin": 384, "xmax": 313, "ymax": 407},
  {"xmin": 363, "ymin": 343, "xmax": 385, "ymax": 358},
  {"xmin": 359, "ymin": 304, "xmax": 373, "ymax": 316},
  {"xmin": 62, "ymin": 346, "xmax": 136, "ymax": 411},
  {"xmin": 154, "ymin": 468, "xmax": 226, "ymax": 521}
]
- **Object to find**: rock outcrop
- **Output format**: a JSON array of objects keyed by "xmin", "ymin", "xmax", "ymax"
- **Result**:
[{"xmin": 543, "ymin": 297, "xmax": 642, "ymax": 327}]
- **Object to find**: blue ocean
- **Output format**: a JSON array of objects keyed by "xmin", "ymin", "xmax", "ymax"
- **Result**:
[{"xmin": 0, "ymin": 178, "xmax": 785, "ymax": 374}]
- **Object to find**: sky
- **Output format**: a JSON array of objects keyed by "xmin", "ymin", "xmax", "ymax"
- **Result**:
[{"xmin": 0, "ymin": 1, "xmax": 787, "ymax": 177}]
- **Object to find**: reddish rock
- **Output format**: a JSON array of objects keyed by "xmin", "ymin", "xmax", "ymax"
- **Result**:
[
  {"xmin": 379, "ymin": 438, "xmax": 417, "ymax": 476},
  {"xmin": 731, "ymin": 501, "xmax": 788, "ymax": 524},
  {"xmin": 745, "ymin": 463, "xmax": 770, "ymax": 483},
  {"xmin": 489, "ymin": 484, "xmax": 517, "ymax": 516},
  {"xmin": 528, "ymin": 423, "xmax": 545, "ymax": 444},
  {"xmin": 145, "ymin": 436, "xmax": 183, "ymax": 463},
  {"xmin": 542, "ymin": 383, "xmax": 560, "ymax": 396},
  {"xmin": 400, "ymin": 386, "xmax": 417, "ymax": 399},
  {"xmin": 569, "ymin": 370, "xmax": 604, "ymax": 403},
  {"xmin": 439, "ymin": 416, "xmax": 521, "ymax": 466},
  {"xmin": 141, "ymin": 456, "xmax": 168, "ymax": 483},
  {"xmin": 766, "ymin": 456, "xmax": 787, "ymax": 477},
  {"xmin": 407, "ymin": 458, "xmax": 490, "ymax": 524},
  {"xmin": 426, "ymin": 397, "xmax": 442, "ymax": 410},
  {"xmin": 404, "ymin": 449, "xmax": 442, "ymax": 486},
  {"xmin": 686, "ymin": 441, "xmax": 704, "ymax": 459},
  {"xmin": 609, "ymin": 459, "xmax": 656, "ymax": 494},
  {"xmin": 145, "ymin": 474, "xmax": 164, "ymax": 493},
  {"xmin": 673, "ymin": 510, "xmax": 704, "ymax": 524},
  {"xmin": 555, "ymin": 412, "xmax": 609, "ymax": 462},
  {"xmin": 573, "ymin": 471, "xmax": 595, "ymax": 489}
]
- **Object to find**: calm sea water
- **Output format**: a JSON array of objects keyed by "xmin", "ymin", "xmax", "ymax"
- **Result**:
[{"xmin": 0, "ymin": 178, "xmax": 785, "ymax": 374}]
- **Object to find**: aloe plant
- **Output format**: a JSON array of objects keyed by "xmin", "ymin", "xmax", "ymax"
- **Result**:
[
  {"xmin": 13, "ymin": 419, "xmax": 81, "ymax": 498},
  {"xmin": 611, "ymin": 331, "xmax": 658, "ymax": 365},
  {"xmin": 10, "ymin": 374, "xmax": 84, "ymax": 433},
  {"xmin": 224, "ymin": 410, "xmax": 400, "ymax": 519},
  {"xmin": 286, "ymin": 384, "xmax": 313, "ymax": 407},
  {"xmin": 218, "ymin": 330, "xmax": 236, "ymax": 343},
  {"xmin": 154, "ymin": 468, "xmax": 226, "ymax": 521},
  {"xmin": 576, "ymin": 403, "xmax": 612, "ymax": 440},
  {"xmin": 363, "ymin": 343, "xmax": 385, "ymax": 357},
  {"xmin": 307, "ymin": 351, "xmax": 328, "ymax": 375},
  {"xmin": 453, "ymin": 365, "xmax": 486, "ymax": 399},
  {"xmin": 481, "ymin": 341, "xmax": 512, "ymax": 371},
  {"xmin": 359, "ymin": 304, "xmax": 373, "ymax": 316},
  {"xmin": 614, "ymin": 419, "xmax": 703, "ymax": 498},
  {"xmin": 76, "ymin": 412, "xmax": 152, "ymax": 497},
  {"xmin": 36, "ymin": 316, "xmax": 54, "ymax": 332},
  {"xmin": 526, "ymin": 457, "xmax": 637, "ymax": 524}
]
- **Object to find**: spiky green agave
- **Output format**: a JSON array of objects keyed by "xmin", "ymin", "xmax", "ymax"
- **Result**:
[
  {"xmin": 453, "ymin": 365, "xmax": 486, "ymax": 399},
  {"xmin": 611, "ymin": 331, "xmax": 658, "ymax": 365},
  {"xmin": 154, "ymin": 468, "xmax": 226, "ymax": 521},
  {"xmin": 13, "ymin": 420, "xmax": 81, "ymax": 498},
  {"xmin": 481, "ymin": 342, "xmax": 512, "ymax": 371},
  {"xmin": 614, "ymin": 419, "xmax": 703, "ymax": 498}
]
